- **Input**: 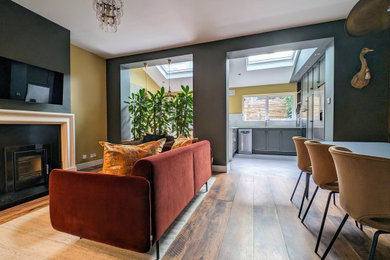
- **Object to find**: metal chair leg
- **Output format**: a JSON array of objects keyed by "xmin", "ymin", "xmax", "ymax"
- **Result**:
[
  {"xmin": 360, "ymin": 223, "xmax": 363, "ymax": 231},
  {"xmin": 355, "ymin": 221, "xmax": 359, "ymax": 228},
  {"xmin": 315, "ymin": 191, "xmax": 334, "ymax": 253},
  {"xmin": 369, "ymin": 230, "xmax": 388, "ymax": 260},
  {"xmin": 321, "ymin": 214, "xmax": 349, "ymax": 260},
  {"xmin": 290, "ymin": 171, "xmax": 303, "ymax": 201},
  {"xmin": 305, "ymin": 173, "xmax": 310, "ymax": 199},
  {"xmin": 298, "ymin": 173, "xmax": 309, "ymax": 218},
  {"xmin": 333, "ymin": 193, "xmax": 336, "ymax": 206},
  {"xmin": 301, "ymin": 186, "xmax": 319, "ymax": 223},
  {"xmin": 156, "ymin": 240, "xmax": 160, "ymax": 259}
]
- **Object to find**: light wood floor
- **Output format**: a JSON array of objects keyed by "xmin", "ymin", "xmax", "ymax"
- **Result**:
[{"xmin": 1, "ymin": 156, "xmax": 390, "ymax": 259}]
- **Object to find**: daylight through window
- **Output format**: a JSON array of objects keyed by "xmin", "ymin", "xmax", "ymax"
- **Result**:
[{"xmin": 243, "ymin": 94, "xmax": 295, "ymax": 121}]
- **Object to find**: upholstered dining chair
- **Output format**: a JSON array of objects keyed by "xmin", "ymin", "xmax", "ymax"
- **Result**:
[
  {"xmin": 301, "ymin": 140, "xmax": 338, "ymax": 254},
  {"xmin": 291, "ymin": 136, "xmax": 313, "ymax": 218},
  {"xmin": 322, "ymin": 146, "xmax": 390, "ymax": 260}
]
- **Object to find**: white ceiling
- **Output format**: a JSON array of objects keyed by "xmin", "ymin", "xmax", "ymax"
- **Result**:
[
  {"xmin": 228, "ymin": 57, "xmax": 294, "ymax": 88},
  {"xmin": 12, "ymin": 0, "xmax": 357, "ymax": 58},
  {"xmin": 145, "ymin": 66, "xmax": 193, "ymax": 92}
]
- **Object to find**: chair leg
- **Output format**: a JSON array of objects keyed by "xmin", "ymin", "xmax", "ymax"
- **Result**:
[
  {"xmin": 301, "ymin": 186, "xmax": 319, "ymax": 223},
  {"xmin": 355, "ymin": 221, "xmax": 359, "ymax": 228},
  {"xmin": 369, "ymin": 230, "xmax": 388, "ymax": 260},
  {"xmin": 333, "ymin": 193, "xmax": 336, "ymax": 206},
  {"xmin": 298, "ymin": 173, "xmax": 309, "ymax": 218},
  {"xmin": 315, "ymin": 191, "xmax": 334, "ymax": 253},
  {"xmin": 156, "ymin": 240, "xmax": 160, "ymax": 259},
  {"xmin": 290, "ymin": 170, "xmax": 303, "ymax": 201},
  {"xmin": 321, "ymin": 214, "xmax": 349, "ymax": 260},
  {"xmin": 305, "ymin": 173, "xmax": 310, "ymax": 199},
  {"xmin": 360, "ymin": 223, "xmax": 363, "ymax": 231}
]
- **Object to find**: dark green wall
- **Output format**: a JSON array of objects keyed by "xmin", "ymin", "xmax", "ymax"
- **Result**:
[
  {"xmin": 0, "ymin": 0, "xmax": 70, "ymax": 113},
  {"xmin": 106, "ymin": 20, "xmax": 389, "ymax": 166}
]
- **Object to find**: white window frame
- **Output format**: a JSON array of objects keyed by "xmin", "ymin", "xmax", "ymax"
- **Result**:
[
  {"xmin": 246, "ymin": 51, "xmax": 298, "ymax": 71},
  {"xmin": 242, "ymin": 93, "xmax": 296, "ymax": 121},
  {"xmin": 156, "ymin": 61, "xmax": 193, "ymax": 79}
]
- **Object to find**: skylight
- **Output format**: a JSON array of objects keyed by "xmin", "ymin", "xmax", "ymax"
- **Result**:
[
  {"xmin": 157, "ymin": 61, "xmax": 193, "ymax": 79},
  {"xmin": 246, "ymin": 50, "xmax": 297, "ymax": 71}
]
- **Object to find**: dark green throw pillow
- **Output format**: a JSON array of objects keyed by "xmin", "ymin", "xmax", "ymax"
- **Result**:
[{"xmin": 142, "ymin": 134, "xmax": 166, "ymax": 143}]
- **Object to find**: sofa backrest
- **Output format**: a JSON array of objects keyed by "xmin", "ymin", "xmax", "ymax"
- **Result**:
[{"xmin": 132, "ymin": 140, "xmax": 212, "ymax": 242}]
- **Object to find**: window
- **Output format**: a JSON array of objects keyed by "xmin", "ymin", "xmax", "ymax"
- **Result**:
[
  {"xmin": 246, "ymin": 50, "xmax": 297, "ymax": 71},
  {"xmin": 157, "ymin": 61, "xmax": 193, "ymax": 79},
  {"xmin": 243, "ymin": 94, "xmax": 295, "ymax": 121}
]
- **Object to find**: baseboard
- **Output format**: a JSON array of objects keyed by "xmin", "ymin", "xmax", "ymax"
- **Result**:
[
  {"xmin": 212, "ymin": 165, "xmax": 227, "ymax": 173},
  {"xmin": 77, "ymin": 159, "xmax": 103, "ymax": 170}
]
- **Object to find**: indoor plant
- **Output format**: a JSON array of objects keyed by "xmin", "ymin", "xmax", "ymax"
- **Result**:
[
  {"xmin": 124, "ymin": 88, "xmax": 149, "ymax": 140},
  {"xmin": 170, "ymin": 85, "xmax": 193, "ymax": 138},
  {"xmin": 147, "ymin": 87, "xmax": 170, "ymax": 135}
]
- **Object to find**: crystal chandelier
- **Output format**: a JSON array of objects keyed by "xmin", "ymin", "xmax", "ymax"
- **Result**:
[{"xmin": 93, "ymin": 0, "xmax": 124, "ymax": 32}]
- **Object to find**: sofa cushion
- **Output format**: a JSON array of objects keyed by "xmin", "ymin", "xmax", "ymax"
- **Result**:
[
  {"xmin": 172, "ymin": 136, "xmax": 196, "ymax": 149},
  {"xmin": 142, "ymin": 134, "xmax": 166, "ymax": 143},
  {"xmin": 99, "ymin": 139, "xmax": 166, "ymax": 176}
]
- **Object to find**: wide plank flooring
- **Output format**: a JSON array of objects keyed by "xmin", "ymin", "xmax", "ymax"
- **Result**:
[{"xmin": 1, "ymin": 156, "xmax": 390, "ymax": 259}]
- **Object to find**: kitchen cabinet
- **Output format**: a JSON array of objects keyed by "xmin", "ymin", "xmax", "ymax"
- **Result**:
[{"xmin": 252, "ymin": 128, "xmax": 302, "ymax": 155}]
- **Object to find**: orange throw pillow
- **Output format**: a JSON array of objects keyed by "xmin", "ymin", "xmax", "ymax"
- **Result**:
[
  {"xmin": 172, "ymin": 136, "xmax": 196, "ymax": 149},
  {"xmin": 99, "ymin": 138, "xmax": 166, "ymax": 176}
]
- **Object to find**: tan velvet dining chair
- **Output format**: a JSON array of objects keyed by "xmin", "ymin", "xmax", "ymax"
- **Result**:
[
  {"xmin": 291, "ymin": 136, "xmax": 313, "ymax": 218},
  {"xmin": 301, "ymin": 140, "xmax": 338, "ymax": 254},
  {"xmin": 322, "ymin": 146, "xmax": 390, "ymax": 260}
]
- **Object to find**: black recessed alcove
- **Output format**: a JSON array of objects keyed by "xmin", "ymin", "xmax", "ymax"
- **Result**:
[{"xmin": 0, "ymin": 124, "xmax": 61, "ymax": 210}]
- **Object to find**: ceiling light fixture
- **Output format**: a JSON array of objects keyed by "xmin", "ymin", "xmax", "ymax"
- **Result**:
[
  {"xmin": 93, "ymin": 0, "xmax": 124, "ymax": 32},
  {"xmin": 144, "ymin": 63, "xmax": 149, "ymax": 97},
  {"xmin": 166, "ymin": 59, "xmax": 175, "ymax": 98}
]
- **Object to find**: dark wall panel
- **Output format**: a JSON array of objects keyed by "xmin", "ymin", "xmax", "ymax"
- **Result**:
[
  {"xmin": 106, "ymin": 20, "xmax": 389, "ymax": 166},
  {"xmin": 333, "ymin": 31, "xmax": 389, "ymax": 141},
  {"xmin": 0, "ymin": 0, "xmax": 70, "ymax": 113}
]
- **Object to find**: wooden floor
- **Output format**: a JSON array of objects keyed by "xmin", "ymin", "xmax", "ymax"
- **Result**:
[{"xmin": 1, "ymin": 156, "xmax": 390, "ymax": 259}]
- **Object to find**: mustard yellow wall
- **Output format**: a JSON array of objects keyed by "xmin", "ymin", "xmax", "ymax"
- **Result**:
[
  {"xmin": 130, "ymin": 68, "xmax": 160, "ymax": 94},
  {"xmin": 70, "ymin": 45, "xmax": 107, "ymax": 164},
  {"xmin": 229, "ymin": 83, "xmax": 297, "ymax": 114}
]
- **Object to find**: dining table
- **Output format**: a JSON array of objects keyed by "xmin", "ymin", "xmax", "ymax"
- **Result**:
[{"xmin": 322, "ymin": 141, "xmax": 390, "ymax": 159}]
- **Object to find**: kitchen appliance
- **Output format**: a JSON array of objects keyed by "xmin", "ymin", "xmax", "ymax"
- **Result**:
[{"xmin": 238, "ymin": 129, "xmax": 252, "ymax": 154}]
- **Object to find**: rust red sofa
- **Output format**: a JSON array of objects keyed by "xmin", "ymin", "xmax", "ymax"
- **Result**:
[{"xmin": 49, "ymin": 140, "xmax": 212, "ymax": 256}]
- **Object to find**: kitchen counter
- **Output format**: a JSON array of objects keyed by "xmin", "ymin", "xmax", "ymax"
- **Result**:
[{"xmin": 236, "ymin": 127, "xmax": 303, "ymax": 155}]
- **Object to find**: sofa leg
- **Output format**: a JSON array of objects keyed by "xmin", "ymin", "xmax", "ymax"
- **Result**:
[
  {"xmin": 205, "ymin": 182, "xmax": 208, "ymax": 192},
  {"xmin": 156, "ymin": 240, "xmax": 160, "ymax": 259}
]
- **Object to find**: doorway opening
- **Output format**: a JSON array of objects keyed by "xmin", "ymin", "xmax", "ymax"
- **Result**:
[
  {"xmin": 226, "ymin": 38, "xmax": 334, "ymax": 169},
  {"xmin": 119, "ymin": 54, "xmax": 193, "ymax": 142}
]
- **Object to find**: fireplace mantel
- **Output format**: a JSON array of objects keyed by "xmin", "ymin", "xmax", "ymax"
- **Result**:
[{"xmin": 0, "ymin": 109, "xmax": 76, "ymax": 171}]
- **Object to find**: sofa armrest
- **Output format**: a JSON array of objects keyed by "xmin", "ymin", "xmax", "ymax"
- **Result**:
[{"xmin": 49, "ymin": 169, "xmax": 152, "ymax": 253}]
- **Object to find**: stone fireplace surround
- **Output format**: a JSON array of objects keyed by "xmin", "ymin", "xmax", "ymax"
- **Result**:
[{"xmin": 0, "ymin": 109, "xmax": 76, "ymax": 171}]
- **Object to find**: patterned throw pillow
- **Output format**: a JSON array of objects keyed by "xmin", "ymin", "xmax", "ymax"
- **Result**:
[
  {"xmin": 99, "ymin": 138, "xmax": 166, "ymax": 176},
  {"xmin": 172, "ymin": 136, "xmax": 197, "ymax": 150}
]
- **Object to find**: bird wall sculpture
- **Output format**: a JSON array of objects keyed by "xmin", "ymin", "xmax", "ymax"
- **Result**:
[{"xmin": 351, "ymin": 48, "xmax": 375, "ymax": 89}]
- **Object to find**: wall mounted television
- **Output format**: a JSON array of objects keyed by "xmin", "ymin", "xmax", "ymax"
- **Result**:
[{"xmin": 0, "ymin": 56, "xmax": 64, "ymax": 105}]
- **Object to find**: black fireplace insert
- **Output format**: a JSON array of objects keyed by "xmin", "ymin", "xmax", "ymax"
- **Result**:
[{"xmin": 5, "ymin": 144, "xmax": 49, "ymax": 192}]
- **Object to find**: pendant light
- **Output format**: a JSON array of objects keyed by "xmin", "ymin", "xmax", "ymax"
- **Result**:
[
  {"xmin": 166, "ymin": 59, "xmax": 174, "ymax": 98},
  {"xmin": 144, "ymin": 62, "xmax": 148, "ymax": 97}
]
